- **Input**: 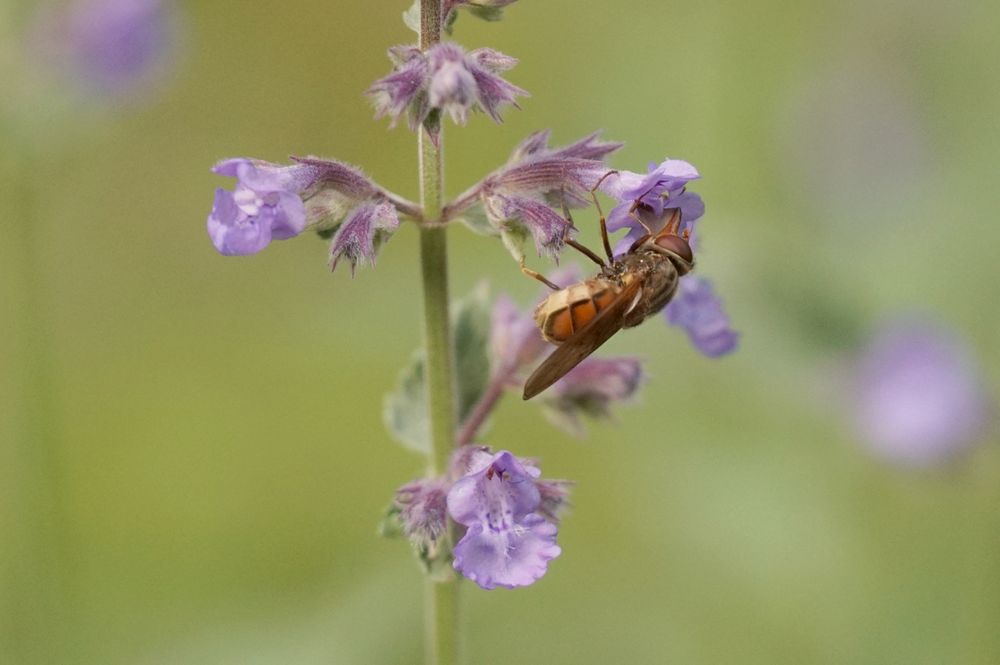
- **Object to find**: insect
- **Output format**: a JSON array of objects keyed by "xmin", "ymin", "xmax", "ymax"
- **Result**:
[{"xmin": 521, "ymin": 176, "xmax": 694, "ymax": 400}]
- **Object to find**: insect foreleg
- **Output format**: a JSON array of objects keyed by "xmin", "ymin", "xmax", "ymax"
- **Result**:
[{"xmin": 519, "ymin": 258, "xmax": 561, "ymax": 291}]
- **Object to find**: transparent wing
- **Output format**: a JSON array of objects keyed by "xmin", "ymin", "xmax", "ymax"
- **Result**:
[{"xmin": 522, "ymin": 277, "xmax": 643, "ymax": 400}]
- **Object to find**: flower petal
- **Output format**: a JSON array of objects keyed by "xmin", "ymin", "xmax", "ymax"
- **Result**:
[
  {"xmin": 447, "ymin": 451, "xmax": 540, "ymax": 527},
  {"xmin": 206, "ymin": 188, "xmax": 273, "ymax": 256},
  {"xmin": 268, "ymin": 191, "xmax": 307, "ymax": 240},
  {"xmin": 452, "ymin": 515, "xmax": 560, "ymax": 590},
  {"xmin": 664, "ymin": 276, "xmax": 739, "ymax": 357}
]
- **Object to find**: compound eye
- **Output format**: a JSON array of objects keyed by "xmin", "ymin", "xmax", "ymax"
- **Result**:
[{"xmin": 655, "ymin": 233, "xmax": 693, "ymax": 264}]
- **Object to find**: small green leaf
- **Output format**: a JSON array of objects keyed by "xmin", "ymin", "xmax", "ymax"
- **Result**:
[
  {"xmin": 377, "ymin": 503, "xmax": 404, "ymax": 539},
  {"xmin": 314, "ymin": 220, "xmax": 342, "ymax": 240},
  {"xmin": 383, "ymin": 285, "xmax": 494, "ymax": 454},
  {"xmin": 383, "ymin": 350, "xmax": 430, "ymax": 454},
  {"xmin": 500, "ymin": 223, "xmax": 530, "ymax": 263},
  {"xmin": 402, "ymin": 0, "xmax": 420, "ymax": 33},
  {"xmin": 466, "ymin": 4, "xmax": 506, "ymax": 21},
  {"xmin": 443, "ymin": 5, "xmax": 460, "ymax": 34},
  {"xmin": 455, "ymin": 205, "xmax": 498, "ymax": 237},
  {"xmin": 452, "ymin": 282, "xmax": 492, "ymax": 423}
]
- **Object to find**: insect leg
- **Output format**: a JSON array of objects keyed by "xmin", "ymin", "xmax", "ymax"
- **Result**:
[
  {"xmin": 565, "ymin": 239, "xmax": 607, "ymax": 267},
  {"xmin": 519, "ymin": 258, "xmax": 561, "ymax": 290},
  {"xmin": 590, "ymin": 172, "xmax": 619, "ymax": 262},
  {"xmin": 559, "ymin": 192, "xmax": 605, "ymax": 267}
]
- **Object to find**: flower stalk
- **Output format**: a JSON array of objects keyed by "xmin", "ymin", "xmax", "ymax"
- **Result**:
[{"xmin": 417, "ymin": 1, "xmax": 460, "ymax": 663}]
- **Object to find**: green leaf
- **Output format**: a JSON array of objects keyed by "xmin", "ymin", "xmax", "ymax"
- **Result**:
[
  {"xmin": 454, "ymin": 205, "xmax": 498, "ymax": 237},
  {"xmin": 500, "ymin": 223, "xmax": 530, "ymax": 263},
  {"xmin": 443, "ymin": 5, "xmax": 460, "ymax": 34},
  {"xmin": 452, "ymin": 282, "xmax": 491, "ymax": 423},
  {"xmin": 383, "ymin": 350, "xmax": 430, "ymax": 455},
  {"xmin": 402, "ymin": 0, "xmax": 420, "ymax": 33},
  {"xmin": 466, "ymin": 4, "xmax": 506, "ymax": 21},
  {"xmin": 377, "ymin": 503, "xmax": 404, "ymax": 539},
  {"xmin": 382, "ymin": 285, "xmax": 493, "ymax": 454},
  {"xmin": 314, "ymin": 219, "xmax": 342, "ymax": 240}
]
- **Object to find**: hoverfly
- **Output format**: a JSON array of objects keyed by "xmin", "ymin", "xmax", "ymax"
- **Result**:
[{"xmin": 521, "ymin": 176, "xmax": 694, "ymax": 400}]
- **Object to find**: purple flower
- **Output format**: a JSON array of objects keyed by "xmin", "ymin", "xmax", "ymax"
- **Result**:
[
  {"xmin": 31, "ymin": 0, "xmax": 177, "ymax": 97},
  {"xmin": 367, "ymin": 42, "xmax": 526, "ymax": 130},
  {"xmin": 600, "ymin": 160, "xmax": 705, "ymax": 254},
  {"xmin": 447, "ymin": 449, "xmax": 561, "ymax": 589},
  {"xmin": 541, "ymin": 358, "xmax": 644, "ymax": 436},
  {"xmin": 853, "ymin": 319, "xmax": 991, "ymax": 465},
  {"xmin": 664, "ymin": 276, "xmax": 740, "ymax": 357},
  {"xmin": 207, "ymin": 156, "xmax": 386, "ymax": 257},
  {"xmin": 328, "ymin": 201, "xmax": 401, "ymax": 275},
  {"xmin": 207, "ymin": 160, "xmax": 307, "ymax": 256}
]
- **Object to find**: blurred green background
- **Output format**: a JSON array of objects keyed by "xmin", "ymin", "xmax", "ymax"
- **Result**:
[{"xmin": 2, "ymin": 0, "xmax": 999, "ymax": 663}]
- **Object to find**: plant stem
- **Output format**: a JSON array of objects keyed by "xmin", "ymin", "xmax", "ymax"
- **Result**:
[
  {"xmin": 418, "ymin": 2, "xmax": 460, "ymax": 664},
  {"xmin": 418, "ymin": 185, "xmax": 453, "ymax": 478},
  {"xmin": 8, "ymin": 151, "xmax": 73, "ymax": 662}
]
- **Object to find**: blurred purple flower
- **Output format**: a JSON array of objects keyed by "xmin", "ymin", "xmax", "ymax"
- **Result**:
[
  {"xmin": 367, "ymin": 42, "xmax": 526, "ymax": 130},
  {"xmin": 490, "ymin": 294, "xmax": 550, "ymax": 378},
  {"xmin": 31, "ymin": 0, "xmax": 177, "ymax": 97},
  {"xmin": 853, "ymin": 319, "xmax": 991, "ymax": 465},
  {"xmin": 394, "ymin": 478, "xmax": 449, "ymax": 557},
  {"xmin": 447, "ymin": 449, "xmax": 561, "ymax": 589},
  {"xmin": 540, "ymin": 357, "xmax": 644, "ymax": 436},
  {"xmin": 207, "ymin": 157, "xmax": 391, "ymax": 258},
  {"xmin": 664, "ymin": 276, "xmax": 740, "ymax": 357},
  {"xmin": 599, "ymin": 159, "xmax": 705, "ymax": 254}
]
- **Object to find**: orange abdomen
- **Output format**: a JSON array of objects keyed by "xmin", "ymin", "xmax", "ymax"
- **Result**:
[{"xmin": 533, "ymin": 279, "xmax": 620, "ymax": 343}]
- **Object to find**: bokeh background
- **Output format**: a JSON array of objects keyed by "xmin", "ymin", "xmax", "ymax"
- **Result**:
[{"xmin": 3, "ymin": 1, "xmax": 999, "ymax": 663}]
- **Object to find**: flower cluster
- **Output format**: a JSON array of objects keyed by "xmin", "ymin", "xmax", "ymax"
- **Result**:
[
  {"xmin": 391, "ymin": 446, "xmax": 569, "ymax": 590},
  {"xmin": 367, "ymin": 42, "xmax": 526, "ymax": 131}
]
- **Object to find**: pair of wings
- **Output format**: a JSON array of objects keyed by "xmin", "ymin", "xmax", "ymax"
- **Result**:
[{"xmin": 522, "ymin": 277, "xmax": 643, "ymax": 400}]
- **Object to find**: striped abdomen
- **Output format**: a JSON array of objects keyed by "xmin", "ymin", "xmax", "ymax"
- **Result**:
[{"xmin": 533, "ymin": 278, "xmax": 621, "ymax": 344}]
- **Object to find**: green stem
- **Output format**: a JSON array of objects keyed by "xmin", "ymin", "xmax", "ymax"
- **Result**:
[
  {"xmin": 418, "ymin": 154, "xmax": 453, "ymax": 477},
  {"xmin": 7, "ymin": 151, "xmax": 73, "ymax": 662},
  {"xmin": 418, "ymin": 2, "xmax": 460, "ymax": 664}
]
